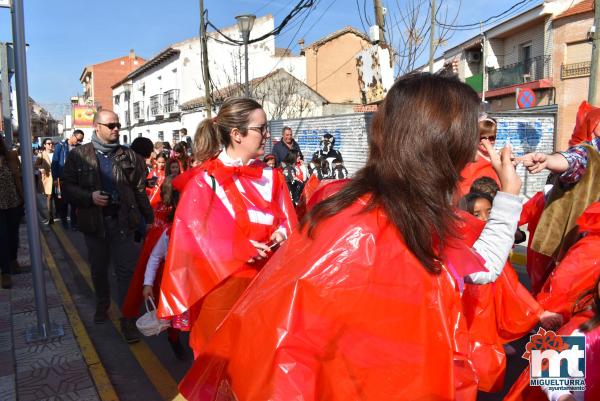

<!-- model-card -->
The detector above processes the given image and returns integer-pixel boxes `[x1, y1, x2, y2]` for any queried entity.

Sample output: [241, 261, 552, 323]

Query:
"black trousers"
[56, 196, 77, 226]
[0, 206, 23, 275]
[84, 217, 140, 308]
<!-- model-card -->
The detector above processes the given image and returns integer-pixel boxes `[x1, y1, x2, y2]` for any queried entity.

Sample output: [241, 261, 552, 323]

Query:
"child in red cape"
[156, 98, 297, 358]
[146, 153, 167, 208]
[175, 74, 530, 401]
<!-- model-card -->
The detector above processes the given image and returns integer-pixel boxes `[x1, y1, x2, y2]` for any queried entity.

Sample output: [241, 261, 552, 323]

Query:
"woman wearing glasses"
[458, 114, 501, 196]
[35, 138, 55, 224]
[157, 97, 297, 357]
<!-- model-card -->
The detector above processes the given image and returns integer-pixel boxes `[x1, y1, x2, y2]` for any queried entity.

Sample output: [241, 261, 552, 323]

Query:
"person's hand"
[142, 285, 153, 300]
[484, 141, 521, 195]
[91, 191, 109, 207]
[247, 240, 270, 263]
[540, 310, 563, 331]
[269, 231, 285, 245]
[518, 152, 548, 174]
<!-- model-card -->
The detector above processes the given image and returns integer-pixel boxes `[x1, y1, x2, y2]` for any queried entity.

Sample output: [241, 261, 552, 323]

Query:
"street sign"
[516, 87, 536, 109]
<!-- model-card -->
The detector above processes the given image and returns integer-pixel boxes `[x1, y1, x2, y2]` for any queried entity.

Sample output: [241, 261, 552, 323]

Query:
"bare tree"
[385, 0, 461, 77]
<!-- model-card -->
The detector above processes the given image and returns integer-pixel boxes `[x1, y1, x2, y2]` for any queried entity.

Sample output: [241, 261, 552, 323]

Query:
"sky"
[0, 0, 542, 118]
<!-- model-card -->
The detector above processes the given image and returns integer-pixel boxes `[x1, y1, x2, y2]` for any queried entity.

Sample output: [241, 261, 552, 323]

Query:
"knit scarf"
[91, 132, 119, 154]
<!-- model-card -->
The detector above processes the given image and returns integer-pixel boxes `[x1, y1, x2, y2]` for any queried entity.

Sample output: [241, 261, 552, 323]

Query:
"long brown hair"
[193, 98, 263, 163]
[303, 73, 480, 273]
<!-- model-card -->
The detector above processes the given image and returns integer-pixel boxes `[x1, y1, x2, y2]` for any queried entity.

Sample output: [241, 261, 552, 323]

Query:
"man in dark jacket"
[62, 110, 153, 343]
[51, 129, 84, 229]
[272, 126, 303, 166]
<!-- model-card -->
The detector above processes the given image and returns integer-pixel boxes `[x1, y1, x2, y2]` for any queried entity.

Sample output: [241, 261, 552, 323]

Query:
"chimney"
[129, 49, 135, 60]
[298, 39, 305, 50]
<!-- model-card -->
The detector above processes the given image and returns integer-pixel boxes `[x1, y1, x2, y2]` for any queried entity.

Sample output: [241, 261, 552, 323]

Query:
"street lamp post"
[235, 14, 256, 98]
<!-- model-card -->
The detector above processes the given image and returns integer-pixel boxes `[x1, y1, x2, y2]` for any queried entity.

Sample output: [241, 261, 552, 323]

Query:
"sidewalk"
[0, 224, 107, 401]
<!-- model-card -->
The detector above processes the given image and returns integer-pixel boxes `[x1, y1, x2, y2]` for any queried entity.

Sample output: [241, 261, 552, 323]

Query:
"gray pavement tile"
[0, 350, 15, 376]
[9, 283, 59, 299]
[14, 336, 82, 373]
[0, 331, 12, 352]
[11, 293, 62, 314]
[37, 387, 100, 401]
[12, 324, 74, 351]
[0, 374, 16, 401]
[16, 358, 94, 401]
[12, 307, 68, 331]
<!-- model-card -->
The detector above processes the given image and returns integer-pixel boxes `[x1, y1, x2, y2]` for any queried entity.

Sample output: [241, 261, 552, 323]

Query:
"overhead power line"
[207, 0, 316, 45]
[436, 0, 535, 29]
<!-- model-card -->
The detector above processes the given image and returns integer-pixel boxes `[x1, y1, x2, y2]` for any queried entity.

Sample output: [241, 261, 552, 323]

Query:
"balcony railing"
[133, 102, 144, 119]
[487, 55, 552, 90]
[163, 89, 180, 113]
[561, 61, 591, 79]
[150, 95, 162, 116]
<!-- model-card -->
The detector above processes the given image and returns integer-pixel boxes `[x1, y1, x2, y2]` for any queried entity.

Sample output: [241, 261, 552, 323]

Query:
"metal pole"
[199, 0, 212, 117]
[1, 43, 13, 149]
[429, 0, 436, 73]
[11, 0, 62, 342]
[244, 32, 250, 98]
[588, 0, 600, 104]
[482, 32, 487, 103]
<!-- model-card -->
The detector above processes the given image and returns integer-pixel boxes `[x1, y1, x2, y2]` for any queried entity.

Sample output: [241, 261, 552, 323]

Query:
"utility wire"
[436, 0, 535, 29]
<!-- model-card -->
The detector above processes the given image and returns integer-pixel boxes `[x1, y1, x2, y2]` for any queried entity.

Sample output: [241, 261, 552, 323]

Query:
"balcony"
[133, 101, 144, 120]
[561, 61, 591, 79]
[163, 89, 180, 113]
[150, 95, 162, 117]
[487, 55, 552, 90]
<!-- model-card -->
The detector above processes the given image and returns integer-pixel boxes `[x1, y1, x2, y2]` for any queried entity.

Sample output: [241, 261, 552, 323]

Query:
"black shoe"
[1, 274, 12, 289]
[94, 304, 109, 324]
[121, 318, 140, 344]
[169, 337, 186, 360]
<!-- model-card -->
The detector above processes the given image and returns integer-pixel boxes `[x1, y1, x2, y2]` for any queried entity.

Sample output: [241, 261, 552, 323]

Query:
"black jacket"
[272, 139, 303, 166]
[62, 143, 153, 237]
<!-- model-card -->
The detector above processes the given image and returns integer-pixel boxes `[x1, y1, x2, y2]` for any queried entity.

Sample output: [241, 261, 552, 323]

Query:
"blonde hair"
[193, 97, 263, 163]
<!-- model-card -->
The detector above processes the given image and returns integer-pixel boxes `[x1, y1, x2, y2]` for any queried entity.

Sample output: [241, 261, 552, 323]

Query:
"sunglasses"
[480, 135, 496, 141]
[44, 142, 52, 146]
[98, 122, 121, 130]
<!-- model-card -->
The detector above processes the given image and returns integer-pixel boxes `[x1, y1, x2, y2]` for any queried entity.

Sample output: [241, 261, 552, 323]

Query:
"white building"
[112, 14, 306, 145]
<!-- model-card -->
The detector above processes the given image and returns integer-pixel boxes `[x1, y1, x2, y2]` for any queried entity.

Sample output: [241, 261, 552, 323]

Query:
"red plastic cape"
[122, 203, 172, 318]
[536, 202, 600, 322]
[295, 174, 321, 220]
[457, 211, 542, 392]
[569, 100, 599, 147]
[458, 156, 500, 196]
[518, 192, 554, 294]
[504, 311, 598, 401]
[179, 198, 479, 401]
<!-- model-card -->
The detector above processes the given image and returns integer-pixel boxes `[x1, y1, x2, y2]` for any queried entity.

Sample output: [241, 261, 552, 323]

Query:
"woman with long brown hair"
[175, 74, 524, 400]
[35, 138, 54, 224]
[156, 97, 297, 357]
[0, 136, 24, 289]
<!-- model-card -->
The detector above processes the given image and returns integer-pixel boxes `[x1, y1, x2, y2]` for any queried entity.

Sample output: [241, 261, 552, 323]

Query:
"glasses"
[44, 142, 52, 146]
[247, 124, 269, 137]
[98, 122, 121, 130]
[480, 135, 496, 141]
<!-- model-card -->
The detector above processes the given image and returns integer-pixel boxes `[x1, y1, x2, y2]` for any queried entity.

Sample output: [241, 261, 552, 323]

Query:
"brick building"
[79, 50, 145, 111]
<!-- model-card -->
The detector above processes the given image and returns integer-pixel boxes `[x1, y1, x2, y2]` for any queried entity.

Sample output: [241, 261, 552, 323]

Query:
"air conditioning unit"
[466, 51, 481, 64]
[522, 74, 532, 83]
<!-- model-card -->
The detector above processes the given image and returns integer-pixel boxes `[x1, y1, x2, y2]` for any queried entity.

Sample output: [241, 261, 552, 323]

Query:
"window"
[123, 135, 128, 144]
[163, 89, 180, 113]
[138, 132, 143, 138]
[158, 131, 164, 142]
[114, 95, 120, 105]
[150, 95, 162, 116]
[520, 42, 532, 75]
[124, 91, 130, 102]
[133, 102, 144, 119]
[172, 130, 180, 143]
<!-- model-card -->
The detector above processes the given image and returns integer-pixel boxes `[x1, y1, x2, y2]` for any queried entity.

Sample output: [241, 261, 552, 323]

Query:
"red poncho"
[177, 192, 492, 401]
[569, 100, 600, 147]
[122, 203, 172, 319]
[536, 202, 600, 322]
[146, 168, 166, 209]
[157, 159, 297, 355]
[458, 156, 500, 196]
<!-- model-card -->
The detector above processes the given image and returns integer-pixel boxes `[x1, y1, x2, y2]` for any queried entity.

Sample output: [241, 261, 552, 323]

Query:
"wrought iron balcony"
[561, 61, 591, 79]
[150, 95, 163, 116]
[163, 89, 180, 113]
[487, 55, 552, 90]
